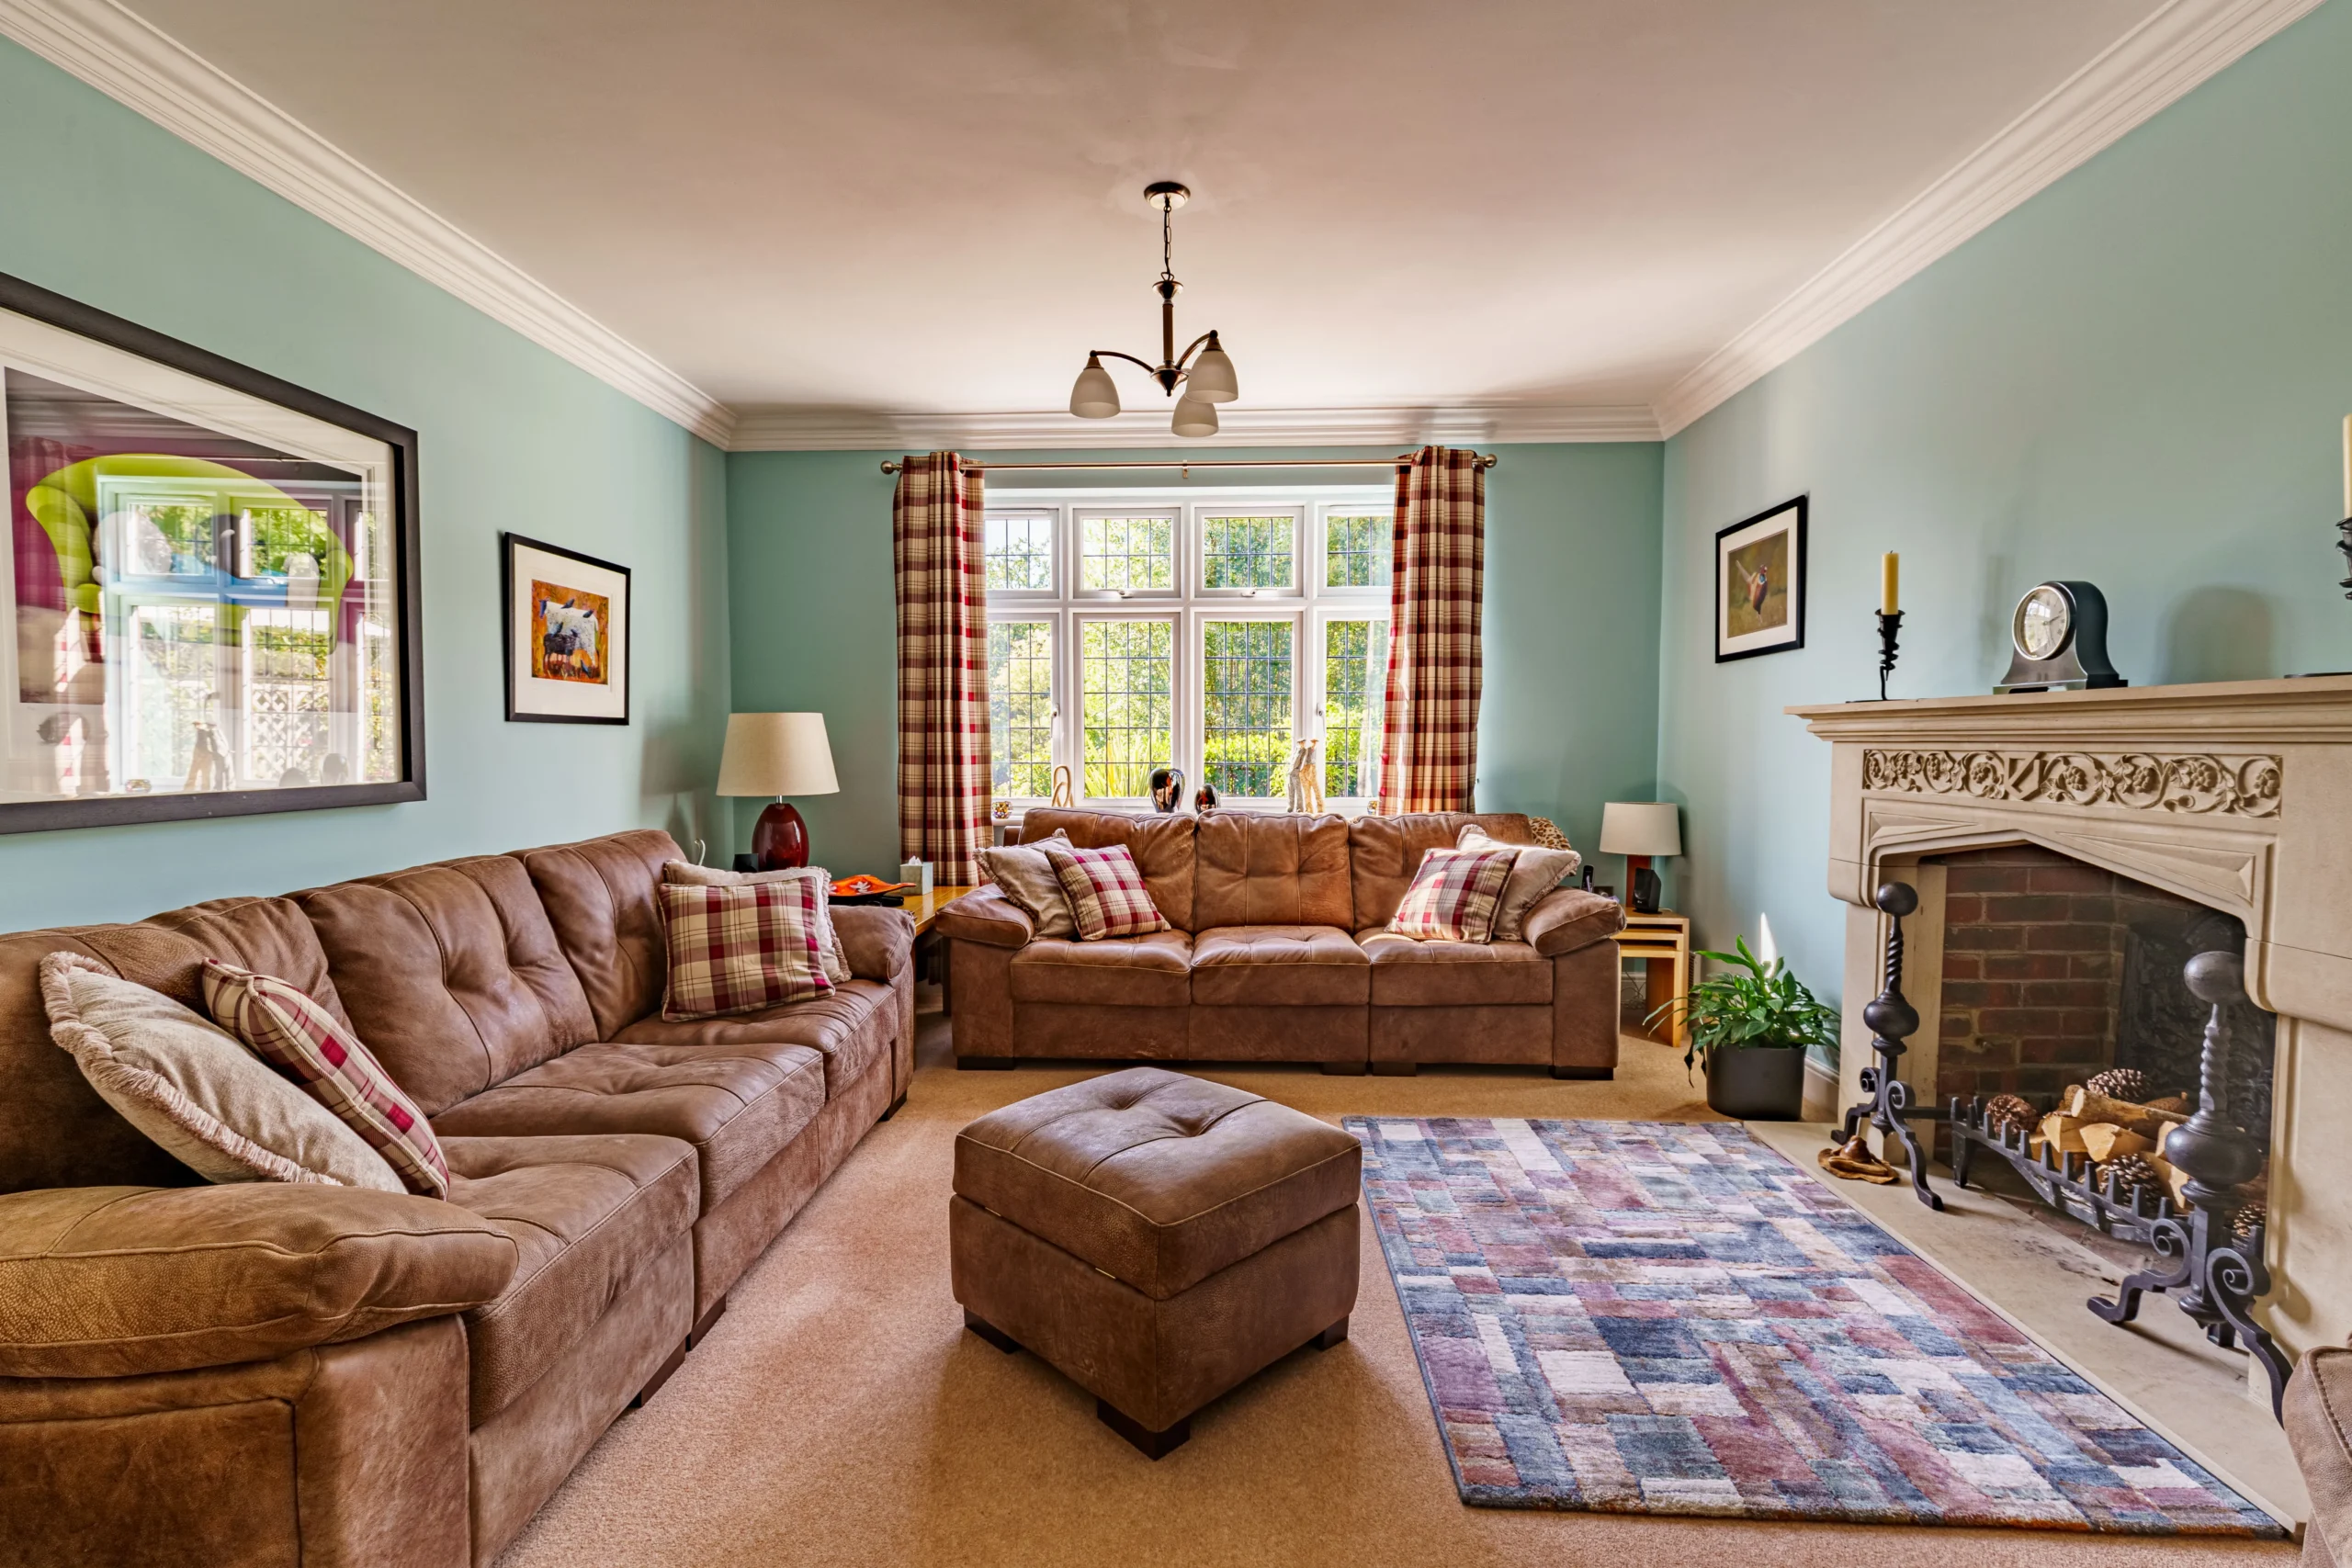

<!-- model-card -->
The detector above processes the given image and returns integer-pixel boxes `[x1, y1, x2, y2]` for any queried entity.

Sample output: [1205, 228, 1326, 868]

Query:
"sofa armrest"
[1524, 889, 1626, 958]
[831, 904, 915, 981]
[2288, 1346, 2352, 1565]
[0, 1184, 517, 1379]
[935, 886, 1035, 950]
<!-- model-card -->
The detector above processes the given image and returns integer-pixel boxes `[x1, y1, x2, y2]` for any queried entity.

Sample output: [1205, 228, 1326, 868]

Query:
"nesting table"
[1611, 908, 1692, 1048]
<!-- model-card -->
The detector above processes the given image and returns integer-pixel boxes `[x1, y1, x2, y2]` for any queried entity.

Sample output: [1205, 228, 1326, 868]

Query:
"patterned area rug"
[1351, 1117, 2283, 1536]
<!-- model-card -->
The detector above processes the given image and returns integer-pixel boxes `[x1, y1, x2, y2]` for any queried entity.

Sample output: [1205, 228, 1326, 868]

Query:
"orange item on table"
[831, 874, 915, 897]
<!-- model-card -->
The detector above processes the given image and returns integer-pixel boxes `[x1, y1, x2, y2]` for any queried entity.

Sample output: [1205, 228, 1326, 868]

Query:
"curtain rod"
[877, 453, 1498, 475]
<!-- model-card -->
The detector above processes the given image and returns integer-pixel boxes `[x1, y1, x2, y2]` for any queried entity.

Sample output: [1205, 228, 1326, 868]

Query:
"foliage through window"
[1326, 513, 1391, 588]
[1320, 617, 1387, 800]
[1079, 514, 1173, 593]
[1079, 619, 1172, 797]
[985, 495, 1387, 807]
[1202, 513, 1294, 590]
[987, 620, 1055, 798]
[985, 512, 1053, 592]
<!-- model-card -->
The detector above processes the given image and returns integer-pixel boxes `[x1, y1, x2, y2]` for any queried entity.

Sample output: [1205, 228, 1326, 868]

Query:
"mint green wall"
[1657, 4, 2349, 1010]
[0, 39, 729, 930]
[725, 443, 1663, 877]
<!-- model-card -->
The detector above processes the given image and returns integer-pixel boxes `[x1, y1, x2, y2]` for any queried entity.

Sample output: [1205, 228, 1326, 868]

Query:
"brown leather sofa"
[0, 829, 913, 1567]
[938, 809, 1625, 1077]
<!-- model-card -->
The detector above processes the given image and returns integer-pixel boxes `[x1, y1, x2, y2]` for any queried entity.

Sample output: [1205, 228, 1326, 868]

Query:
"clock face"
[2015, 585, 2072, 660]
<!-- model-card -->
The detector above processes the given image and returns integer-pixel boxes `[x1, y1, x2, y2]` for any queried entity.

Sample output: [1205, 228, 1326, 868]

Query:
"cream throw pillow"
[1457, 823, 1584, 945]
[978, 830, 1079, 940]
[662, 861, 851, 986]
[40, 951, 404, 1191]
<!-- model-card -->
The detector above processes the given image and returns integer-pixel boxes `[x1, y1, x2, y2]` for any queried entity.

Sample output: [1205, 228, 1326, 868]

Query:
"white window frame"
[984, 486, 1391, 814]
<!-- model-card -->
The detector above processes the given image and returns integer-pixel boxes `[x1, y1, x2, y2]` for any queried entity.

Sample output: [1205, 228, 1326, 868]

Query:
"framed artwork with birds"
[1714, 496, 1807, 662]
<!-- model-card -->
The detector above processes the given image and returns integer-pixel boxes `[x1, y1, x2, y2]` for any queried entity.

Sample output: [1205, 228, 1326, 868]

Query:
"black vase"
[1703, 1046, 1807, 1120]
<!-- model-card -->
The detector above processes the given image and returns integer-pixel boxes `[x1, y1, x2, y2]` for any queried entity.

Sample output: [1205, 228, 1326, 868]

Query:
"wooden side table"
[905, 885, 975, 1013]
[1610, 909, 1691, 1048]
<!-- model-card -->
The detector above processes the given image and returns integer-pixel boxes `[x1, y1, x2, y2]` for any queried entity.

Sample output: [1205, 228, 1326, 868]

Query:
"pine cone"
[1982, 1093, 2037, 1136]
[2086, 1066, 2150, 1102]
[2231, 1201, 2266, 1243]
[2097, 1152, 2163, 1202]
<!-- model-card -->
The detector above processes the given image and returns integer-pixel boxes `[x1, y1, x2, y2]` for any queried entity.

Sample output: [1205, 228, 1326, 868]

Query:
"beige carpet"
[496, 1011, 2292, 1567]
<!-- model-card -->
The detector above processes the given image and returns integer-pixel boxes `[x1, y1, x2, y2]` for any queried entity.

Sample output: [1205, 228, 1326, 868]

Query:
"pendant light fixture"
[1067, 182, 1238, 437]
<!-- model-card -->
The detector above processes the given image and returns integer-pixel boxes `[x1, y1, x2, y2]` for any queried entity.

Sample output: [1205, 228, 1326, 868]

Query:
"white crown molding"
[726, 401, 1662, 452]
[1651, 0, 2324, 438]
[0, 0, 736, 446]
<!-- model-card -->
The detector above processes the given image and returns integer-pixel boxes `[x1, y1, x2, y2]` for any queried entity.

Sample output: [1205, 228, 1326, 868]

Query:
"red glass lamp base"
[751, 800, 809, 870]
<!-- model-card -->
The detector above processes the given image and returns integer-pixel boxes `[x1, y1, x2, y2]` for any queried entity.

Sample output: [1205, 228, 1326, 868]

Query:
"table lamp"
[1600, 802, 1681, 914]
[718, 712, 839, 870]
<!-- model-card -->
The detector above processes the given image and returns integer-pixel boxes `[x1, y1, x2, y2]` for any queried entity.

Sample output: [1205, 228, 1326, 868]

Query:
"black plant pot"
[1703, 1046, 1808, 1120]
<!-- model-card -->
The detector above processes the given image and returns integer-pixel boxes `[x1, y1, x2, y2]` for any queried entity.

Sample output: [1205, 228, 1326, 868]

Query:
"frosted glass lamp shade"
[1186, 336, 1238, 402]
[717, 712, 839, 797]
[1069, 355, 1121, 419]
[1599, 801, 1681, 858]
[1171, 395, 1219, 438]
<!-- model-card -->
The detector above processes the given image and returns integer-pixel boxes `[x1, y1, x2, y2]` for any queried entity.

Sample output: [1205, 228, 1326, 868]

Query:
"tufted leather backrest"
[297, 856, 598, 1116]
[1014, 810, 1199, 932]
[510, 829, 679, 1037]
[0, 897, 345, 1193]
[1193, 813, 1352, 930]
[1348, 812, 1537, 930]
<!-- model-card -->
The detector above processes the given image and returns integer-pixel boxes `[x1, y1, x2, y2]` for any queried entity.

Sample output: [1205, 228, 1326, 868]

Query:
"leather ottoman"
[949, 1066, 1362, 1458]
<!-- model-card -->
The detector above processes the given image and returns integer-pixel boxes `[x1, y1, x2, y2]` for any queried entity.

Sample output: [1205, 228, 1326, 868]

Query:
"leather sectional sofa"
[938, 809, 1626, 1076]
[0, 829, 913, 1567]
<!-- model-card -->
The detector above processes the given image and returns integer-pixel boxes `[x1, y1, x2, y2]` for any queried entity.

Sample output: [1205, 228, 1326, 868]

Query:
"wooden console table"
[1611, 908, 1690, 1047]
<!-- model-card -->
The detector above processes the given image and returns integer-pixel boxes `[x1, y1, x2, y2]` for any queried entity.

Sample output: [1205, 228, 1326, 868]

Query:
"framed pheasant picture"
[1714, 495, 1806, 662]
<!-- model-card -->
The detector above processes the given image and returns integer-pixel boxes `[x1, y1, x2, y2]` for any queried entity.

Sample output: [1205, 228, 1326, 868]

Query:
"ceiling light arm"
[1175, 331, 1220, 371]
[1088, 349, 1161, 378]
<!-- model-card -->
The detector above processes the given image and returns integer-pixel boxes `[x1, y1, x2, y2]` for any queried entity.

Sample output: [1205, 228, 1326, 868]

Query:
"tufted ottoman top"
[953, 1067, 1361, 1301]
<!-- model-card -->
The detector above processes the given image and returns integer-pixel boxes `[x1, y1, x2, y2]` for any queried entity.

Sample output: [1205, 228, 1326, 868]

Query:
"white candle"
[1880, 552, 1899, 616]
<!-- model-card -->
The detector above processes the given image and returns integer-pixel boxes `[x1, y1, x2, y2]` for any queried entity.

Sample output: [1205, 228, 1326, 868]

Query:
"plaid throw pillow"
[658, 877, 833, 1021]
[201, 960, 449, 1198]
[1039, 840, 1170, 941]
[1387, 846, 1517, 943]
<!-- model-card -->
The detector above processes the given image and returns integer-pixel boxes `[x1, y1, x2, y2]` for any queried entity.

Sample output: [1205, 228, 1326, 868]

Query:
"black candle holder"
[2088, 950, 2290, 1421]
[2337, 515, 2352, 600]
[1876, 611, 1904, 700]
[1833, 881, 1944, 1211]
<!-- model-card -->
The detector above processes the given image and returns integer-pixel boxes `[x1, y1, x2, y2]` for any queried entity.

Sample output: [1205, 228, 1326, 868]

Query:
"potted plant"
[1648, 938, 1838, 1120]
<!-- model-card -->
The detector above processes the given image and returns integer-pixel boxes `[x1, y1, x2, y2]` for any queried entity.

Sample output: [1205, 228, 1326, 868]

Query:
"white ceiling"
[20, 0, 2302, 442]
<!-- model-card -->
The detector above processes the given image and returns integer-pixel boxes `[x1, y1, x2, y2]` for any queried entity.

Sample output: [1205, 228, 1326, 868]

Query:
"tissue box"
[899, 859, 933, 897]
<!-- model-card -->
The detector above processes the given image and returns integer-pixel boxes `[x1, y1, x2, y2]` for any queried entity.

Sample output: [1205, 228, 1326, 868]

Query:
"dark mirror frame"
[0, 269, 424, 835]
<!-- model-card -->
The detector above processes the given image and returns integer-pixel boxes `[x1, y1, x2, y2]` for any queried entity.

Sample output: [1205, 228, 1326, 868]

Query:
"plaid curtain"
[1374, 445, 1486, 815]
[893, 452, 989, 886]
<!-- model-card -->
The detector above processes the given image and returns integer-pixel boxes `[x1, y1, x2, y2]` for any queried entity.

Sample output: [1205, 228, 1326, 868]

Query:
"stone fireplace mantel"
[1791, 674, 2352, 1377]
[1792, 675, 2352, 1032]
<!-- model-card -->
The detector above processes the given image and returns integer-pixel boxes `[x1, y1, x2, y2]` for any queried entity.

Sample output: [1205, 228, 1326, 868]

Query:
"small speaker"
[1631, 865, 1662, 914]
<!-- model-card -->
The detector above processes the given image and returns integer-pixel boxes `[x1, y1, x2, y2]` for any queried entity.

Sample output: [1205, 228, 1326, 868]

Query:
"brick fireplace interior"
[1929, 844, 2277, 1159]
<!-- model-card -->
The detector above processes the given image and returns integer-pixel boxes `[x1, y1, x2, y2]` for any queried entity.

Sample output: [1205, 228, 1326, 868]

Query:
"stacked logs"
[2013, 1071, 2267, 1234]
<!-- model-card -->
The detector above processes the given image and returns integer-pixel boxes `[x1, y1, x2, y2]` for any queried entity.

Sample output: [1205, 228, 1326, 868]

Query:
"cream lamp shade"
[1600, 801, 1682, 858]
[717, 713, 839, 798]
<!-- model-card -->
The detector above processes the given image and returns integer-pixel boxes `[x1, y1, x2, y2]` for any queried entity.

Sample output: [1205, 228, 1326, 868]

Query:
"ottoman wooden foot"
[1097, 1399, 1190, 1460]
[964, 1309, 1021, 1354]
[1311, 1315, 1349, 1351]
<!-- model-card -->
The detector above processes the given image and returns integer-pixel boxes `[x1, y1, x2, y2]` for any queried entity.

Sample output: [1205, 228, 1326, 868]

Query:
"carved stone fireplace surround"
[1793, 676, 2352, 1388]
